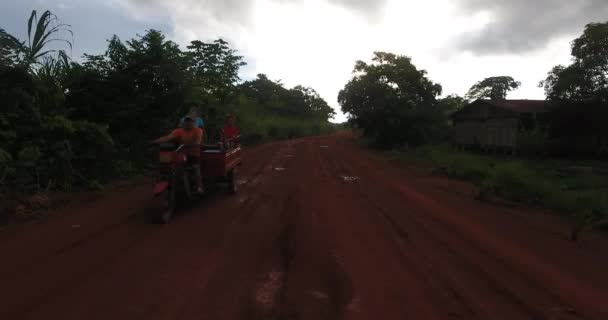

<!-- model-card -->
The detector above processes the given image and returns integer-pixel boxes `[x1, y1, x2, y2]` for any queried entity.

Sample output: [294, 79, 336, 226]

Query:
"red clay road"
[2, 133, 608, 320]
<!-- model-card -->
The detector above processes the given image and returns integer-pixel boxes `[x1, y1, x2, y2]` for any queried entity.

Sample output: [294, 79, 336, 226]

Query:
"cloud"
[113, 0, 582, 121]
[120, 0, 608, 55]
[123, 0, 255, 25]
[3, 0, 587, 122]
[327, 0, 388, 19]
[123, 0, 389, 28]
[454, 0, 608, 54]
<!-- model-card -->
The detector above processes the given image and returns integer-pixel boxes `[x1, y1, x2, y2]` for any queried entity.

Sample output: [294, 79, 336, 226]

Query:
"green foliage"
[0, 10, 335, 195]
[540, 22, 608, 155]
[542, 22, 608, 102]
[339, 52, 445, 148]
[0, 28, 23, 66]
[186, 39, 246, 101]
[411, 145, 608, 222]
[465, 76, 521, 101]
[437, 94, 468, 116]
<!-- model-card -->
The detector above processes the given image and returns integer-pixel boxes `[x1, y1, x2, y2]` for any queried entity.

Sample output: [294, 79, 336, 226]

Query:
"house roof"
[451, 99, 551, 121]
[477, 99, 549, 113]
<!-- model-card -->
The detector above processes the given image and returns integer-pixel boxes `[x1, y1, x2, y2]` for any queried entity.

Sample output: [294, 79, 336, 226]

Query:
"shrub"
[412, 145, 608, 222]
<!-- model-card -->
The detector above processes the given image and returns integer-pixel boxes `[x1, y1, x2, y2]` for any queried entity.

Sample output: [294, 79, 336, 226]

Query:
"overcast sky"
[2, 0, 607, 122]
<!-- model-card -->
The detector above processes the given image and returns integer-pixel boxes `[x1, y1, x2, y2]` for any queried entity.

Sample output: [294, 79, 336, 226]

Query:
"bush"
[0, 24, 336, 196]
[412, 145, 608, 221]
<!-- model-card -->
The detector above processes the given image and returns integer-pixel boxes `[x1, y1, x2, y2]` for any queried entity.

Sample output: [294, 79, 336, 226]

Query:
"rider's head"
[183, 116, 196, 130]
[188, 106, 199, 117]
[226, 114, 235, 126]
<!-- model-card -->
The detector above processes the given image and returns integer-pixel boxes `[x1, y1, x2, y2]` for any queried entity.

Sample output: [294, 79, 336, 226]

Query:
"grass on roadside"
[393, 145, 608, 238]
[236, 114, 337, 145]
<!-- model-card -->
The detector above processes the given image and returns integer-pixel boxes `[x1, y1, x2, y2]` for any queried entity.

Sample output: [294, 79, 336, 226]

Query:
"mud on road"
[1, 133, 608, 320]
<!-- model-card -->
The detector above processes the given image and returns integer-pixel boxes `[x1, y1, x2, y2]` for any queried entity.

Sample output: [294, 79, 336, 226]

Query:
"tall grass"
[235, 113, 336, 145]
[411, 145, 608, 225]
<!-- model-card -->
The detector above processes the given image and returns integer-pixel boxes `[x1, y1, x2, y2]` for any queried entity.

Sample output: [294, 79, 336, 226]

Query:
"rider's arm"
[152, 135, 172, 144]
[152, 129, 181, 144]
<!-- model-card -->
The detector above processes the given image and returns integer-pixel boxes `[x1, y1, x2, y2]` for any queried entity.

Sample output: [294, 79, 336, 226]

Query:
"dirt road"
[2, 133, 608, 320]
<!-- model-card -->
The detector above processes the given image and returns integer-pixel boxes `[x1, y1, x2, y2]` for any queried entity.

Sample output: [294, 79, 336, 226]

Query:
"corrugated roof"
[481, 99, 549, 113]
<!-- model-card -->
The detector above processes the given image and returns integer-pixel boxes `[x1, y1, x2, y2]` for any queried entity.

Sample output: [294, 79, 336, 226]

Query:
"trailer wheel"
[228, 168, 238, 194]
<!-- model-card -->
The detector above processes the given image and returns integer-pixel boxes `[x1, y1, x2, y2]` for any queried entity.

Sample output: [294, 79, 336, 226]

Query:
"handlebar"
[175, 144, 187, 153]
[153, 143, 198, 153]
[224, 135, 241, 143]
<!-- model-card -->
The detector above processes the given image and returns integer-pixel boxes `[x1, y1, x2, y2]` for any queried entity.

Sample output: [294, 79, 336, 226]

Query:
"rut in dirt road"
[1, 134, 608, 320]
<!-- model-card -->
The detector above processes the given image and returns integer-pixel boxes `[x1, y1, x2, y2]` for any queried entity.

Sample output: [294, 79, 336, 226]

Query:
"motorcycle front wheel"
[154, 178, 176, 224]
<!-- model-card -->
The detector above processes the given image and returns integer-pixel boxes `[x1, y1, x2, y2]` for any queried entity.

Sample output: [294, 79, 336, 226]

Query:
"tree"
[0, 29, 23, 66]
[466, 76, 521, 101]
[540, 22, 608, 155]
[186, 39, 246, 101]
[0, 11, 113, 192]
[542, 22, 608, 102]
[437, 94, 468, 115]
[338, 52, 444, 147]
[292, 86, 335, 120]
[73, 30, 190, 162]
[1, 9, 336, 196]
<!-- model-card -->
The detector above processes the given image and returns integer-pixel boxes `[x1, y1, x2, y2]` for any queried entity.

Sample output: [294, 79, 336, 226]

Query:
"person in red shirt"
[152, 117, 204, 195]
[222, 114, 239, 149]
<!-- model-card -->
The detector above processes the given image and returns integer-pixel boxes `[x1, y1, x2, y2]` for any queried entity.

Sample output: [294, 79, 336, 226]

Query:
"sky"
[2, 0, 607, 122]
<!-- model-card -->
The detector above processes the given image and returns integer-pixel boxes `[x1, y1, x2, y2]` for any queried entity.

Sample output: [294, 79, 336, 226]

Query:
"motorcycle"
[153, 143, 200, 224]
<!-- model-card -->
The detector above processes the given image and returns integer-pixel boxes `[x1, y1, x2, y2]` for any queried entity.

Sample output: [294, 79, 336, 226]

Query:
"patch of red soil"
[1, 135, 607, 320]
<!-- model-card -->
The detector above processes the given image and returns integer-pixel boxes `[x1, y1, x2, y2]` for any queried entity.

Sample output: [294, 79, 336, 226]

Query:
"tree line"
[340, 21, 608, 153]
[0, 10, 335, 194]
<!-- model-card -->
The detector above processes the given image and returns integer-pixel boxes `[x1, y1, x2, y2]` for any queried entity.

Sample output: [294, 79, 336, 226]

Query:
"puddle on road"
[311, 290, 330, 302]
[341, 176, 360, 183]
[347, 295, 362, 313]
[249, 177, 261, 187]
[254, 270, 285, 311]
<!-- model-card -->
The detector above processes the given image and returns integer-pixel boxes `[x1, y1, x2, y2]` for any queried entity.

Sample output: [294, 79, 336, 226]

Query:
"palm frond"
[27, 10, 37, 48]
[32, 10, 52, 51]
[34, 28, 73, 54]
[24, 10, 73, 64]
[33, 49, 58, 60]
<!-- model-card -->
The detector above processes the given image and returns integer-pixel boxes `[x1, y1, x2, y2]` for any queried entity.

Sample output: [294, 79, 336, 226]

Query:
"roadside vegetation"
[404, 145, 608, 236]
[0, 10, 335, 202]
[340, 21, 608, 236]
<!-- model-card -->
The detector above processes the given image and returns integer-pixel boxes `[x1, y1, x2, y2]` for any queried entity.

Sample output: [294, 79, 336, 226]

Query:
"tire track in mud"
[313, 137, 444, 319]
[31, 142, 290, 320]
[1, 199, 162, 319]
[172, 140, 303, 320]
[274, 138, 354, 320]
[319, 139, 484, 317]
[241, 138, 354, 320]
[3, 134, 608, 320]
[329, 138, 595, 319]
[2, 142, 286, 320]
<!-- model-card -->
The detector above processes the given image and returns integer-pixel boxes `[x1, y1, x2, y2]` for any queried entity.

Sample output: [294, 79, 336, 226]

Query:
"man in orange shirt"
[153, 117, 204, 195]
